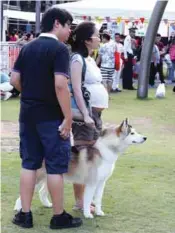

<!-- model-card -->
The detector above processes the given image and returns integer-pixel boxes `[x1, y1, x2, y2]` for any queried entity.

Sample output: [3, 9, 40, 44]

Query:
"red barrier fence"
[0, 42, 21, 74]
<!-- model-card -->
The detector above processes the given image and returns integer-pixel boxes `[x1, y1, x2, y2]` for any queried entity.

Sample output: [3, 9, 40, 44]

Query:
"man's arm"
[160, 47, 166, 56]
[10, 71, 21, 92]
[54, 74, 72, 121]
[16, 36, 27, 46]
[54, 45, 72, 139]
[155, 45, 160, 65]
[54, 74, 72, 139]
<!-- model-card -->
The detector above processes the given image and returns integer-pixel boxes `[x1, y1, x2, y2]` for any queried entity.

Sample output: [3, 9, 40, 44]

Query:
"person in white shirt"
[70, 22, 109, 212]
[96, 32, 118, 93]
[123, 28, 137, 90]
[149, 44, 160, 87]
[111, 33, 124, 92]
[0, 72, 13, 100]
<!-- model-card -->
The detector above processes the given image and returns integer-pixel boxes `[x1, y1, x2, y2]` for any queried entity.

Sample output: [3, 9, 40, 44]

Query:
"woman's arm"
[70, 60, 94, 126]
[70, 61, 89, 117]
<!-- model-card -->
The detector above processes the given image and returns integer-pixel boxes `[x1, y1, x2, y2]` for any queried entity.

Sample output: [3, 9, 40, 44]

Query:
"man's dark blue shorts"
[19, 120, 71, 174]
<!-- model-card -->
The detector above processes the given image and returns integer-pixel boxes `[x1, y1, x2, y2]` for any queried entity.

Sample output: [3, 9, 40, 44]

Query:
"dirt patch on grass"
[130, 117, 152, 127]
[0, 119, 153, 152]
[1, 121, 19, 152]
[1, 118, 174, 152]
[159, 125, 175, 134]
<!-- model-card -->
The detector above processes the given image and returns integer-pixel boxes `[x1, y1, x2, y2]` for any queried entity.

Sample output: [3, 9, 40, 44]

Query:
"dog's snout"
[143, 137, 147, 141]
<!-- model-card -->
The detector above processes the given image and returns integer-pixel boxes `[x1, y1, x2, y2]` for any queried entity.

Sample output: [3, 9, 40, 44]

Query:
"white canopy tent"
[2, 9, 82, 41]
[3, 9, 82, 23]
[4, 1, 175, 24]
[4, 10, 38, 22]
[55, 0, 175, 20]
[2, 0, 175, 40]
[4, 10, 39, 22]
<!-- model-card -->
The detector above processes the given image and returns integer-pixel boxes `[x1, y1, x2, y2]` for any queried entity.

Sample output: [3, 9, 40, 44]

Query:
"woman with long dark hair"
[69, 22, 109, 211]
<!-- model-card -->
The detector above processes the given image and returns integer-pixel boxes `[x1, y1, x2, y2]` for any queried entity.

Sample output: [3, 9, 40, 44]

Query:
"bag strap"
[71, 53, 87, 85]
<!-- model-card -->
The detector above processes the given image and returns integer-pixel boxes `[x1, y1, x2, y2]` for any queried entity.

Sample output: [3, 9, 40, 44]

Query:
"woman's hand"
[84, 115, 95, 128]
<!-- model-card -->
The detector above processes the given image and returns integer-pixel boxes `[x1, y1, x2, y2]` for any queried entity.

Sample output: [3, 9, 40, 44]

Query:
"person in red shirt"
[9, 32, 17, 42]
[155, 34, 166, 83]
[169, 39, 175, 82]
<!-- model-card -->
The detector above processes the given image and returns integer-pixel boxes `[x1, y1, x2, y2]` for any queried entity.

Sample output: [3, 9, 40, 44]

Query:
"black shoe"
[173, 86, 175, 92]
[111, 88, 122, 93]
[115, 88, 122, 92]
[111, 89, 116, 93]
[127, 87, 137, 90]
[50, 211, 83, 229]
[12, 209, 33, 228]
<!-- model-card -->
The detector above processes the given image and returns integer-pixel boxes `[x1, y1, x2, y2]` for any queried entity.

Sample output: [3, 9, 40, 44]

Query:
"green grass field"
[1, 87, 175, 233]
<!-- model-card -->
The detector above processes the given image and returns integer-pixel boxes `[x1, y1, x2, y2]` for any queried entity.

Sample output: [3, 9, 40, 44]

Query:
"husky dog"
[14, 119, 147, 218]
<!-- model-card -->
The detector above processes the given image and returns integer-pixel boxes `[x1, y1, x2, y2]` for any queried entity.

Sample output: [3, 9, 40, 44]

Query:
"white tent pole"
[3, 16, 8, 41]
[0, 1, 3, 41]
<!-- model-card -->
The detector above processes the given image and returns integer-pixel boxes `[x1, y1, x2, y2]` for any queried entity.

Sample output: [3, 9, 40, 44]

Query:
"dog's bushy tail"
[76, 148, 88, 179]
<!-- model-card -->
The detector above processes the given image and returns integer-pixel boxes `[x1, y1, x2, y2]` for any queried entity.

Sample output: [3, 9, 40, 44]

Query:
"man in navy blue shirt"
[10, 7, 82, 229]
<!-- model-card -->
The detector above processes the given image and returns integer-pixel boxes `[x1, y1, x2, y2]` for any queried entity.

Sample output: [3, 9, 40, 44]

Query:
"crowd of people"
[2, 25, 175, 102]
[136, 33, 175, 87]
[5, 29, 39, 45]
[6, 30, 35, 42]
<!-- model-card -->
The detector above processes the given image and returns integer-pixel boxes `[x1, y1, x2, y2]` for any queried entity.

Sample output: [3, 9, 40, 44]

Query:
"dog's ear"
[125, 118, 129, 125]
[116, 119, 129, 136]
[122, 119, 129, 133]
[116, 121, 124, 136]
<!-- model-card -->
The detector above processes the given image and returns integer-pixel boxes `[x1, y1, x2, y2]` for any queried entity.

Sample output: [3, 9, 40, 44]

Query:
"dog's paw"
[84, 212, 94, 219]
[95, 210, 105, 216]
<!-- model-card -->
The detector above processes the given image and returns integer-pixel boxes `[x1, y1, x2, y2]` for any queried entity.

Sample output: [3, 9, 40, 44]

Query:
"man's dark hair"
[115, 33, 121, 36]
[41, 7, 73, 32]
[156, 33, 161, 37]
[26, 33, 31, 40]
[35, 32, 40, 38]
[120, 34, 125, 40]
[102, 33, 111, 41]
[129, 28, 136, 33]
